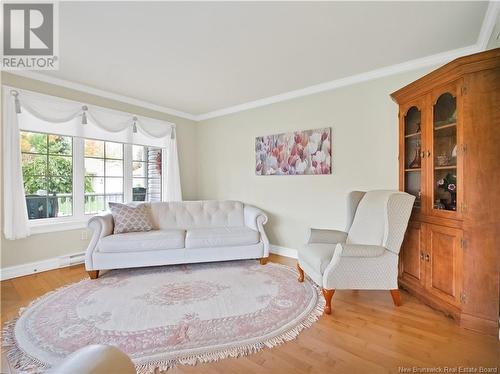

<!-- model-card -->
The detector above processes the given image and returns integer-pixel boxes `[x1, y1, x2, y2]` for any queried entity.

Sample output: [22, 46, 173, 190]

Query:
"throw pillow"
[109, 202, 154, 234]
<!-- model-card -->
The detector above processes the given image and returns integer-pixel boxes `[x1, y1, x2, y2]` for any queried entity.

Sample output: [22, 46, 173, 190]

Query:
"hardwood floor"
[1, 254, 499, 373]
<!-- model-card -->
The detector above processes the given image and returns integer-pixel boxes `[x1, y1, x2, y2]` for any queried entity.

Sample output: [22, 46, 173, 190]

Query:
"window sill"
[29, 218, 90, 234]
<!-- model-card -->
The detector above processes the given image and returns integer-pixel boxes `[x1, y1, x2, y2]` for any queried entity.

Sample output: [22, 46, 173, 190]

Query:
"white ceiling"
[38, 1, 490, 118]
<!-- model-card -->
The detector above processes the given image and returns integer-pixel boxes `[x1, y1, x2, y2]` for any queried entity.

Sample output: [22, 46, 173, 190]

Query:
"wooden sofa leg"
[390, 289, 401, 306]
[259, 257, 269, 265]
[322, 288, 335, 315]
[88, 270, 99, 280]
[297, 263, 304, 282]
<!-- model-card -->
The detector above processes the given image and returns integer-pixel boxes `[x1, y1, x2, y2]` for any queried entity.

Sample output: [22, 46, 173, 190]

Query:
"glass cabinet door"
[403, 105, 423, 209]
[430, 87, 460, 216]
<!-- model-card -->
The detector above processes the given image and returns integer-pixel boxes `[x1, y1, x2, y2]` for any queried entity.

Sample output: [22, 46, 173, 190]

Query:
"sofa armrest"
[85, 213, 114, 270]
[244, 205, 269, 257]
[47, 345, 135, 374]
[307, 228, 347, 244]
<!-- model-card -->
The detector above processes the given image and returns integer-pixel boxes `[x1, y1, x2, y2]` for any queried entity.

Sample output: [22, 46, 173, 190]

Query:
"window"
[21, 131, 73, 220]
[20, 131, 164, 224]
[84, 139, 124, 214]
[132, 145, 162, 202]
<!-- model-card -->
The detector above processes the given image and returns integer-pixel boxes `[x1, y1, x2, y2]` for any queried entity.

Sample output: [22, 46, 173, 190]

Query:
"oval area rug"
[3, 260, 323, 373]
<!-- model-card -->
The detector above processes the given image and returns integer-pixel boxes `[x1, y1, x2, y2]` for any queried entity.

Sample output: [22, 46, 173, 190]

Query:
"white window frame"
[24, 134, 164, 234]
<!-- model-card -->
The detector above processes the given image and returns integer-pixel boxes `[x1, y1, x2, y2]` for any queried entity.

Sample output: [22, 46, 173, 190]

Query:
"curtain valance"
[5, 86, 175, 147]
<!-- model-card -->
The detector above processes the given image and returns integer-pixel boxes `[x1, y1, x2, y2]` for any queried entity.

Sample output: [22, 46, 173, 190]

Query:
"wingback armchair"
[297, 190, 415, 314]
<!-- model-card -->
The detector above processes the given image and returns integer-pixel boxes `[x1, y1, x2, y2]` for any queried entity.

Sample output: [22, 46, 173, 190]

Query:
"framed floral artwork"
[255, 127, 331, 175]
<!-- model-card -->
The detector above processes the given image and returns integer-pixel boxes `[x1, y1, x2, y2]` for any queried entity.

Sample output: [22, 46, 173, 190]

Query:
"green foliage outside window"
[21, 132, 94, 194]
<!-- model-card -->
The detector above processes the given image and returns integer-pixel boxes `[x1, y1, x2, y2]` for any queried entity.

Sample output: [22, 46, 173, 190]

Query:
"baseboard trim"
[269, 244, 298, 259]
[0, 251, 85, 281]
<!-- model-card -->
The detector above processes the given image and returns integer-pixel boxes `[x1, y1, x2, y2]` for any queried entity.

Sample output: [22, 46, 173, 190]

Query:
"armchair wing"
[244, 205, 269, 258]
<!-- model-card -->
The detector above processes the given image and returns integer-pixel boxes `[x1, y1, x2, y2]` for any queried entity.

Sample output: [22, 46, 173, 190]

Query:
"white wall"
[196, 67, 433, 251]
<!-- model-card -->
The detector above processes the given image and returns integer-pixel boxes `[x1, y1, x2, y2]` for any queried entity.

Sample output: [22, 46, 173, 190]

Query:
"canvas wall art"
[255, 127, 331, 175]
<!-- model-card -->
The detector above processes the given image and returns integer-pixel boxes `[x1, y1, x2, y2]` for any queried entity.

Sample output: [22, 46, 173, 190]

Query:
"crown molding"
[197, 2, 499, 121]
[196, 44, 480, 121]
[4, 70, 198, 121]
[477, 1, 500, 50]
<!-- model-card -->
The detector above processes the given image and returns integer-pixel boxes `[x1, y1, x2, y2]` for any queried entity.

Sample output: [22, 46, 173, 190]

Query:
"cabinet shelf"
[434, 165, 457, 170]
[405, 132, 421, 138]
[405, 168, 421, 172]
[434, 123, 456, 131]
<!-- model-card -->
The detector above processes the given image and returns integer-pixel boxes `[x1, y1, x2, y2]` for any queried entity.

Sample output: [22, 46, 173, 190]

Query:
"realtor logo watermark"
[2, 2, 59, 70]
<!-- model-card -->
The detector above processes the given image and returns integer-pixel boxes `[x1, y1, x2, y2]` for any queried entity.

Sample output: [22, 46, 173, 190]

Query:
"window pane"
[48, 155, 72, 176]
[22, 132, 74, 220]
[48, 135, 72, 155]
[86, 177, 104, 194]
[85, 158, 104, 176]
[25, 177, 47, 197]
[22, 154, 47, 177]
[133, 162, 147, 177]
[84, 139, 104, 157]
[105, 160, 123, 177]
[133, 145, 146, 161]
[25, 197, 48, 219]
[48, 177, 72, 194]
[105, 177, 123, 194]
[105, 195, 123, 207]
[133, 178, 146, 188]
[105, 142, 123, 159]
[133, 193, 146, 202]
[85, 195, 105, 214]
[56, 197, 72, 217]
[20, 132, 47, 154]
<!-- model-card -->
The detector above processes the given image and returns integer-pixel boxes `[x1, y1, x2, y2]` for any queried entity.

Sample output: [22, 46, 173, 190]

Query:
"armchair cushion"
[308, 229, 347, 244]
[338, 243, 386, 257]
[185, 227, 260, 248]
[299, 243, 336, 274]
[346, 191, 387, 246]
[99, 229, 185, 253]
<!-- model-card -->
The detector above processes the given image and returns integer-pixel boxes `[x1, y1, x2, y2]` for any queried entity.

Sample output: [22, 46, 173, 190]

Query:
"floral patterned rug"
[3, 260, 323, 373]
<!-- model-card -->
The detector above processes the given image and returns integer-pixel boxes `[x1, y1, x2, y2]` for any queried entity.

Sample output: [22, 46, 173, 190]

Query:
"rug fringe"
[2, 277, 90, 373]
[134, 286, 325, 374]
[2, 264, 325, 373]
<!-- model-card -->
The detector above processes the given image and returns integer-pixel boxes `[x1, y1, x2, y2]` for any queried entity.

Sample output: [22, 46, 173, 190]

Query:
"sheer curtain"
[2, 86, 183, 240]
[3, 91, 31, 240]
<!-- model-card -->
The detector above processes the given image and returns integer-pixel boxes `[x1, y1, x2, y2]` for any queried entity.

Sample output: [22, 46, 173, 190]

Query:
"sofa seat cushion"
[299, 243, 336, 275]
[185, 227, 260, 249]
[99, 230, 185, 253]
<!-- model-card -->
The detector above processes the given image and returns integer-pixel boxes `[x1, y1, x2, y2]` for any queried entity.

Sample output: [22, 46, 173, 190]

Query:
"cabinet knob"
[425, 253, 430, 262]
[426, 150, 431, 157]
[420, 251, 425, 261]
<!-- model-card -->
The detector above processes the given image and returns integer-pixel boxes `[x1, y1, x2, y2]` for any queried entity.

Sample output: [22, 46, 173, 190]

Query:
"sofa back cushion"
[149, 200, 245, 229]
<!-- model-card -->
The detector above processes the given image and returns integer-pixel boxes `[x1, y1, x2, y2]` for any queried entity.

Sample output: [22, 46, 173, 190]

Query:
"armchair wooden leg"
[88, 270, 99, 280]
[322, 288, 335, 315]
[390, 289, 401, 306]
[259, 257, 269, 265]
[297, 263, 305, 282]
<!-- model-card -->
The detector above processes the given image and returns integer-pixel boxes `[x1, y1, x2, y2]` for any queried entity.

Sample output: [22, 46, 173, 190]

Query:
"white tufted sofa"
[85, 201, 269, 278]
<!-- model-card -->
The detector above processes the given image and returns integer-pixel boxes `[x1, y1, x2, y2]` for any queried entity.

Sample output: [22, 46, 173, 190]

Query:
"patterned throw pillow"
[108, 203, 154, 234]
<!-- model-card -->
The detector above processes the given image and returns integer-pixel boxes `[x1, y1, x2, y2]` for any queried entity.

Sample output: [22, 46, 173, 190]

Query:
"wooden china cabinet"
[391, 48, 500, 336]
